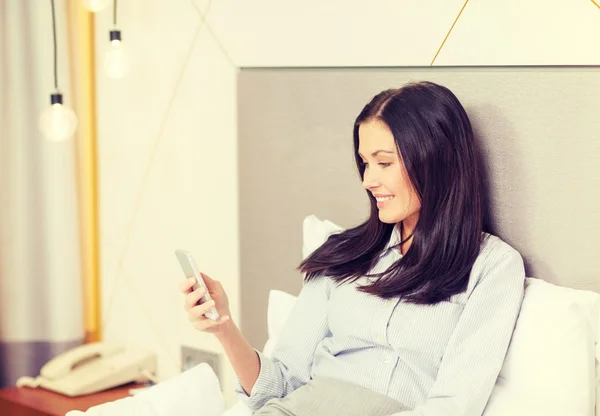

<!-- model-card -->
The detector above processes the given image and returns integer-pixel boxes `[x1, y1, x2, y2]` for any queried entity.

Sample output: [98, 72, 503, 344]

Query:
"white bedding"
[65, 363, 225, 416]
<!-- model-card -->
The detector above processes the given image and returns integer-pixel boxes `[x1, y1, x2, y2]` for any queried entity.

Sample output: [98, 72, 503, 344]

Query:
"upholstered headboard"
[237, 68, 600, 348]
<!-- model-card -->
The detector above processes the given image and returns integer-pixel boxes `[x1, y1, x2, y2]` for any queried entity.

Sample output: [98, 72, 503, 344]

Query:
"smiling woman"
[220, 81, 526, 416]
[300, 81, 486, 305]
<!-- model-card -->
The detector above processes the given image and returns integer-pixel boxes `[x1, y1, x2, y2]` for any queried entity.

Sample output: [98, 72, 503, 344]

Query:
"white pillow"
[301, 214, 343, 260]
[65, 363, 225, 416]
[483, 278, 599, 416]
[263, 290, 298, 358]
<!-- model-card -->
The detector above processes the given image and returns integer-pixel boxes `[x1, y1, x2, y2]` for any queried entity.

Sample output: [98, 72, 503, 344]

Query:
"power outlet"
[181, 345, 222, 387]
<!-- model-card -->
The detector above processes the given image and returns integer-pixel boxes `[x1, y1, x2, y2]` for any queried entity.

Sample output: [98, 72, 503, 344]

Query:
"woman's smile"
[374, 194, 395, 208]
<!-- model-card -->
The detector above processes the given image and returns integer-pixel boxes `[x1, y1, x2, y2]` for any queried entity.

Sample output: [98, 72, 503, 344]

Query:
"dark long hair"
[298, 81, 485, 304]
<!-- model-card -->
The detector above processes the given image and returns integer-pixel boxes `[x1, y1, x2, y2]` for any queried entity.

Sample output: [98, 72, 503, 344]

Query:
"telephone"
[16, 342, 157, 397]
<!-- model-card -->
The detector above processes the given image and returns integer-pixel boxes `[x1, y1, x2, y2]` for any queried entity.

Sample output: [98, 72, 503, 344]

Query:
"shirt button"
[376, 334, 384, 342]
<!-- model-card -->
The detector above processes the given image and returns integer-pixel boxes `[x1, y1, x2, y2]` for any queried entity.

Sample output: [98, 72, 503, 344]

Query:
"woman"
[179, 81, 525, 416]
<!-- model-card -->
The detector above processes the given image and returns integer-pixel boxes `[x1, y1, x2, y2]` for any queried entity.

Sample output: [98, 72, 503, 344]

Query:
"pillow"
[483, 278, 599, 416]
[301, 214, 343, 259]
[263, 290, 298, 358]
[65, 363, 225, 416]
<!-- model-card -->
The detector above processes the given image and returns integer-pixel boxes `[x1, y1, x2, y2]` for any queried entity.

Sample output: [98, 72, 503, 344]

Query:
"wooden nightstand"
[0, 383, 144, 416]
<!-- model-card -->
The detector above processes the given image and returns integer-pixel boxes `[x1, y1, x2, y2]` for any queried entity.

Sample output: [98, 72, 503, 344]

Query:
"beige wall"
[93, 0, 600, 406]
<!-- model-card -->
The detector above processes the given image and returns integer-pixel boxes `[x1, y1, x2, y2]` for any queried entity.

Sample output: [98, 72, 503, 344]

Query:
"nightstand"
[0, 383, 144, 416]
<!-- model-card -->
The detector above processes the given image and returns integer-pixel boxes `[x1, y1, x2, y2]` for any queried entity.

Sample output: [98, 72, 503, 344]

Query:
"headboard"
[237, 67, 600, 348]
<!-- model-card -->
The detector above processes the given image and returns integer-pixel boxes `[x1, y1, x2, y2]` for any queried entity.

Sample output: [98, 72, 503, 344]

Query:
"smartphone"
[175, 249, 220, 321]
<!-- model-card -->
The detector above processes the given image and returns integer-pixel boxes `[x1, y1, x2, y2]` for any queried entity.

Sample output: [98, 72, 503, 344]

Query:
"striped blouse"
[235, 228, 526, 416]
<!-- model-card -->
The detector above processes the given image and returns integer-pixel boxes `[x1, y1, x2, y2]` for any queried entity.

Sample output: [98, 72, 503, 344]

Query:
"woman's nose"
[362, 171, 379, 190]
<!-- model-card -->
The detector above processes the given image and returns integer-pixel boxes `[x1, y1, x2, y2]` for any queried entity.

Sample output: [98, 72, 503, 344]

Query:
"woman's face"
[358, 120, 421, 226]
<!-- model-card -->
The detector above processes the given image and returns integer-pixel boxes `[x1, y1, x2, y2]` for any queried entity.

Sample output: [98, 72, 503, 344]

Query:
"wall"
[93, 0, 600, 406]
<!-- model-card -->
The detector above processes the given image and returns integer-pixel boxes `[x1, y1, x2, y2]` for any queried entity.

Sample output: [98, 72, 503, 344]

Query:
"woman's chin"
[378, 211, 400, 224]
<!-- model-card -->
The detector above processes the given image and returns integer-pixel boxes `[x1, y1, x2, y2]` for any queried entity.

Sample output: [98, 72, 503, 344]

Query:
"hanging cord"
[50, 0, 58, 90]
[113, 0, 118, 26]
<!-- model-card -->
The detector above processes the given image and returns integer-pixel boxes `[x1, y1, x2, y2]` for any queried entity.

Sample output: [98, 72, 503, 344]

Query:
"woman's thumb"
[200, 272, 216, 288]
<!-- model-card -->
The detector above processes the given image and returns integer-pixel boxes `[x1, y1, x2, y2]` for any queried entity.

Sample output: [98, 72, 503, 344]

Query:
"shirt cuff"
[233, 349, 283, 411]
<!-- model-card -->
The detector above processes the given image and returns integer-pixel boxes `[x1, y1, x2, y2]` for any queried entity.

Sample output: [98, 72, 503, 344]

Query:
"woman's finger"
[184, 287, 206, 310]
[178, 277, 196, 294]
[200, 272, 217, 291]
[188, 300, 216, 319]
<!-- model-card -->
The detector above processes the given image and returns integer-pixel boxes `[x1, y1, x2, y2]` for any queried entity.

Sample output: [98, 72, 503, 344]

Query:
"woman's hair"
[298, 81, 485, 304]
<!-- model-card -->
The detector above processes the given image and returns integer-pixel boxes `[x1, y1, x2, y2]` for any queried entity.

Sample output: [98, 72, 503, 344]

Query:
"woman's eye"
[379, 162, 391, 167]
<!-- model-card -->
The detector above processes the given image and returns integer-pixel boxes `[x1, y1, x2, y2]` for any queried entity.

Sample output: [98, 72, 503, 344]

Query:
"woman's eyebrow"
[358, 150, 396, 158]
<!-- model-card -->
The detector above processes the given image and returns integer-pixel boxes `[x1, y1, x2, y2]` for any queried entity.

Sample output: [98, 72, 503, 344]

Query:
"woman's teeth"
[376, 196, 394, 202]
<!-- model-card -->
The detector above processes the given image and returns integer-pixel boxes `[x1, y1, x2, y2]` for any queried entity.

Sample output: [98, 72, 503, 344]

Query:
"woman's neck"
[399, 214, 418, 255]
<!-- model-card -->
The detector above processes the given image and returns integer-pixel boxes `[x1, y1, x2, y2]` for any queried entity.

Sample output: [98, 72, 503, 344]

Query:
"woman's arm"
[215, 320, 261, 395]
[393, 243, 526, 416]
[227, 276, 332, 411]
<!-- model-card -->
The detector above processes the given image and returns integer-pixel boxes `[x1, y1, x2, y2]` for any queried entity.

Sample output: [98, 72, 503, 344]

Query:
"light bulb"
[39, 93, 78, 142]
[104, 30, 130, 78]
[79, 0, 111, 12]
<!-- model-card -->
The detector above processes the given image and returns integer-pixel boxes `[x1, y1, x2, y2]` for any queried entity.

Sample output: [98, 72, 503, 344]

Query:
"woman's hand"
[179, 273, 232, 335]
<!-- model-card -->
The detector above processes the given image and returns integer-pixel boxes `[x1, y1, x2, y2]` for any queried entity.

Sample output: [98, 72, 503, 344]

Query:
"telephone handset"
[16, 342, 157, 397]
[40, 342, 124, 380]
